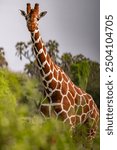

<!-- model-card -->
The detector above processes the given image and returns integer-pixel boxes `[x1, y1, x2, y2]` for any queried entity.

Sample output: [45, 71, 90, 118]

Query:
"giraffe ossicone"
[20, 3, 99, 140]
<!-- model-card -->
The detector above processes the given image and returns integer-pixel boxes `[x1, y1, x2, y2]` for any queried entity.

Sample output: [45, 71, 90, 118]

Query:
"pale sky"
[0, 0, 100, 71]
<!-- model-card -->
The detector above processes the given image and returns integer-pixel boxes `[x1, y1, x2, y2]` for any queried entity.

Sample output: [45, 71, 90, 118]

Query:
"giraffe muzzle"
[27, 23, 37, 32]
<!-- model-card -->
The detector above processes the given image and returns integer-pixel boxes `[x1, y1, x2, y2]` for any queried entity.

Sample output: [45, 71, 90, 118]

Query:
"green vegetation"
[0, 68, 100, 150]
[71, 60, 90, 90]
[0, 41, 100, 149]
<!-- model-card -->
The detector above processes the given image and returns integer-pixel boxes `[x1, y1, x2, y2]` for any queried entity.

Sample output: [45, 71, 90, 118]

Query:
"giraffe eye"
[37, 17, 39, 21]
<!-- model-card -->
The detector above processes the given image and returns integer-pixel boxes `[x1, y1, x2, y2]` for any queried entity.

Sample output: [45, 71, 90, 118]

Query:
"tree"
[15, 41, 33, 62]
[87, 61, 100, 109]
[71, 54, 100, 109]
[61, 52, 73, 76]
[24, 62, 36, 77]
[73, 54, 89, 63]
[70, 60, 90, 90]
[45, 40, 60, 64]
[15, 41, 40, 77]
[0, 47, 8, 68]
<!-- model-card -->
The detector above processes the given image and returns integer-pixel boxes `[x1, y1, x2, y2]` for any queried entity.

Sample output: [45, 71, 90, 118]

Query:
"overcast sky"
[0, 0, 100, 71]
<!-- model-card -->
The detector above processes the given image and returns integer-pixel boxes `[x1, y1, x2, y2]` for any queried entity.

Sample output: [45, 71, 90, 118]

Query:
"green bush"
[70, 60, 90, 90]
[0, 103, 75, 150]
[0, 69, 100, 150]
[0, 69, 16, 113]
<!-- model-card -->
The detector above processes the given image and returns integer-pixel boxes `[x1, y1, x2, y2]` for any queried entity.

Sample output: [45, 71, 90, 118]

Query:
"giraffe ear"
[20, 10, 27, 17]
[40, 11, 47, 19]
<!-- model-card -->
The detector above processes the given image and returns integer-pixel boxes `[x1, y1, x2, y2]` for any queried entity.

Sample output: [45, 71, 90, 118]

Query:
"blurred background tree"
[87, 61, 100, 109]
[0, 47, 8, 68]
[70, 60, 90, 91]
[61, 52, 73, 76]
[45, 40, 60, 64]
[15, 41, 41, 77]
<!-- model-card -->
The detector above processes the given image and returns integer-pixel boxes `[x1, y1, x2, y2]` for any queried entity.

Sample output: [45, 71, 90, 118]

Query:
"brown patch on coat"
[35, 32, 39, 40]
[44, 62, 50, 74]
[35, 40, 43, 49]
[51, 90, 62, 103]
[39, 52, 46, 64]
[68, 82, 75, 98]
[48, 79, 57, 90]
[62, 96, 70, 111]
[83, 105, 89, 113]
[61, 80, 67, 95]
[45, 72, 52, 81]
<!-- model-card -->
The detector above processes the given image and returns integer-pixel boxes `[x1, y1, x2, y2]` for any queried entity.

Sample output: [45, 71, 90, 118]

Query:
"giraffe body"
[20, 3, 99, 140]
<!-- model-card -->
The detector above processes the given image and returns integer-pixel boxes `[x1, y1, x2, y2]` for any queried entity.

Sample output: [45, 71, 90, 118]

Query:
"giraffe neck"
[30, 29, 59, 97]
[31, 30, 51, 70]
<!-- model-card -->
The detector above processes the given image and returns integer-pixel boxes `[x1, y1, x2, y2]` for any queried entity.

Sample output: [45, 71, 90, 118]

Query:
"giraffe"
[20, 3, 99, 140]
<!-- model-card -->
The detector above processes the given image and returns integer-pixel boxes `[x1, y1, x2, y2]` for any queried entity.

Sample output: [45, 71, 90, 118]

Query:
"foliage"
[70, 60, 90, 90]
[0, 68, 100, 150]
[61, 52, 73, 76]
[73, 54, 89, 63]
[73, 124, 100, 150]
[87, 61, 100, 108]
[0, 69, 42, 115]
[0, 69, 16, 114]
[15, 41, 33, 62]
[46, 40, 60, 64]
[0, 104, 75, 150]
[16, 41, 41, 78]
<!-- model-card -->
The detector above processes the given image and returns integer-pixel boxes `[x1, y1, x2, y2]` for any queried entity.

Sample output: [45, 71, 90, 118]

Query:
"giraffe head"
[20, 3, 47, 32]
